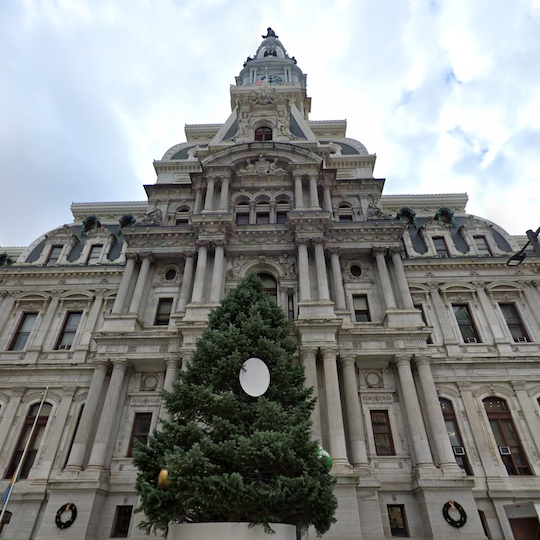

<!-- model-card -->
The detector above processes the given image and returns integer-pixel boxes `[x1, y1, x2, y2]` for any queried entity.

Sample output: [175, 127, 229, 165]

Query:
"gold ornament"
[158, 469, 169, 489]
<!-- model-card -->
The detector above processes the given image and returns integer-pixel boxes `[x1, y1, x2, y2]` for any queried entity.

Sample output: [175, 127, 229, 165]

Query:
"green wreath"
[55, 502, 77, 529]
[442, 500, 467, 528]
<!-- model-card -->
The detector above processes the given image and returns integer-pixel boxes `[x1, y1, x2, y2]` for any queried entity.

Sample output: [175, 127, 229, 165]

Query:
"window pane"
[371, 411, 395, 455]
[474, 235, 491, 256]
[499, 303, 529, 342]
[111, 506, 133, 537]
[155, 298, 173, 325]
[388, 505, 409, 537]
[452, 304, 480, 342]
[56, 312, 83, 350]
[9, 313, 38, 351]
[87, 245, 103, 264]
[47, 245, 62, 266]
[433, 237, 449, 256]
[353, 295, 370, 322]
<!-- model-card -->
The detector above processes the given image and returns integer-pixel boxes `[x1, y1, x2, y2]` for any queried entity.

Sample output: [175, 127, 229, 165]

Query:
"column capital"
[413, 355, 432, 368]
[395, 355, 412, 368]
[339, 354, 357, 368]
[166, 358, 180, 370]
[139, 252, 155, 262]
[183, 250, 196, 258]
[389, 246, 403, 256]
[321, 347, 338, 361]
[295, 237, 310, 246]
[125, 253, 137, 261]
[111, 359, 129, 372]
[93, 359, 111, 371]
[196, 239, 210, 248]
[300, 347, 317, 361]
[372, 246, 387, 257]
[312, 237, 325, 245]
[327, 246, 340, 255]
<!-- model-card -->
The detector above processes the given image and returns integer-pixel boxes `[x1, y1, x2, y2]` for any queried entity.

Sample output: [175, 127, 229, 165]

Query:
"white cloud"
[1, 0, 539, 246]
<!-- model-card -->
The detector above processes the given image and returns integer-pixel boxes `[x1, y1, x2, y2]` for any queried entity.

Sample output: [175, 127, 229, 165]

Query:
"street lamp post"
[507, 227, 540, 267]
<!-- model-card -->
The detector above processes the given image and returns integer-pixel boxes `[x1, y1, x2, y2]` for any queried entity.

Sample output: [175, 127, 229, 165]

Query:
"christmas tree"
[133, 274, 337, 536]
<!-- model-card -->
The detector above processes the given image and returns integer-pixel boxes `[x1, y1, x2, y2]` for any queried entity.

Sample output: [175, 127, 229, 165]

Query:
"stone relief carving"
[237, 155, 287, 176]
[141, 208, 163, 226]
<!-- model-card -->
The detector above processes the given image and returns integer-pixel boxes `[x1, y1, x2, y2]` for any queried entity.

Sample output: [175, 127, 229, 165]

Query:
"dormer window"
[255, 127, 272, 141]
[46, 245, 63, 266]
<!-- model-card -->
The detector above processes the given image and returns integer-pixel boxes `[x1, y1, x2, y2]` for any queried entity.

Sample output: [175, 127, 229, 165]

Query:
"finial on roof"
[262, 28, 278, 38]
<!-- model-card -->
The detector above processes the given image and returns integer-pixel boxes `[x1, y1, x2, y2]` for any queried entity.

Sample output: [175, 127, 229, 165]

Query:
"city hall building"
[1, 29, 540, 540]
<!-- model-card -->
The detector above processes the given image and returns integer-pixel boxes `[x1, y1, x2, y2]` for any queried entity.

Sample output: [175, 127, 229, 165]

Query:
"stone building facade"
[1, 29, 540, 540]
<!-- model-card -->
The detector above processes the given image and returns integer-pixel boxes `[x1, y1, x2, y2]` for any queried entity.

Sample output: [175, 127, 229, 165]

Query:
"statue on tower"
[262, 28, 278, 38]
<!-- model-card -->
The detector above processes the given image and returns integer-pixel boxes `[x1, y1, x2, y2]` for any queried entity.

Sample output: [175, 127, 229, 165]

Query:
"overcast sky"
[1, 0, 539, 247]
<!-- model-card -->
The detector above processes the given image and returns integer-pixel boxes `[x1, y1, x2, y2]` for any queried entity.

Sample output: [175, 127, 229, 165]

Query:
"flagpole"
[0, 387, 49, 526]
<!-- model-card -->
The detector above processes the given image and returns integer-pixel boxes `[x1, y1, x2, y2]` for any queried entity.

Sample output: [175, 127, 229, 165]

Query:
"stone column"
[395, 356, 434, 468]
[128, 253, 153, 315]
[297, 239, 311, 302]
[249, 201, 256, 224]
[210, 242, 225, 302]
[294, 174, 304, 209]
[191, 241, 208, 304]
[160, 358, 180, 421]
[340, 355, 369, 467]
[322, 348, 350, 469]
[111, 255, 136, 315]
[414, 356, 462, 473]
[322, 182, 332, 213]
[87, 360, 129, 469]
[203, 176, 215, 211]
[309, 175, 320, 209]
[313, 239, 330, 301]
[181, 350, 193, 372]
[219, 177, 230, 211]
[300, 348, 321, 442]
[373, 248, 396, 310]
[65, 360, 109, 470]
[269, 201, 276, 224]
[390, 247, 415, 309]
[193, 183, 203, 214]
[176, 252, 195, 313]
[329, 248, 346, 310]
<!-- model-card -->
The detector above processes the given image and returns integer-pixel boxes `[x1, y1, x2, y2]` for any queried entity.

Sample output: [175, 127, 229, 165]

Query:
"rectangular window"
[175, 218, 189, 226]
[371, 410, 395, 456]
[433, 236, 449, 257]
[499, 303, 530, 342]
[388, 504, 409, 537]
[9, 312, 38, 351]
[474, 235, 492, 256]
[87, 244, 103, 264]
[276, 211, 287, 224]
[111, 505, 133, 538]
[236, 213, 249, 225]
[155, 298, 173, 325]
[127, 413, 153, 457]
[353, 295, 370, 322]
[256, 212, 270, 224]
[47, 245, 63, 266]
[55, 311, 83, 350]
[452, 304, 481, 343]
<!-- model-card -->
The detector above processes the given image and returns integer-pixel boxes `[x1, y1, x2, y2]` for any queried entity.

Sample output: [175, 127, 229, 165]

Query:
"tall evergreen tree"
[134, 274, 337, 536]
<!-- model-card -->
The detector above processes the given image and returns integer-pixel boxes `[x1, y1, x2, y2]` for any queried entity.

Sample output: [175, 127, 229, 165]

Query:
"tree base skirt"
[167, 522, 297, 540]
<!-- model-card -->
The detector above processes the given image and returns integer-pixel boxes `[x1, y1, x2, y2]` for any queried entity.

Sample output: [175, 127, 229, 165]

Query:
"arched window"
[235, 200, 250, 225]
[439, 398, 472, 475]
[258, 273, 277, 298]
[5, 402, 52, 479]
[337, 203, 353, 222]
[255, 126, 272, 141]
[483, 397, 531, 475]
